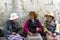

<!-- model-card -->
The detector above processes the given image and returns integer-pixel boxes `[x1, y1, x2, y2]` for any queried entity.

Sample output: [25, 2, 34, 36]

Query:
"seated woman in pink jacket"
[24, 11, 43, 40]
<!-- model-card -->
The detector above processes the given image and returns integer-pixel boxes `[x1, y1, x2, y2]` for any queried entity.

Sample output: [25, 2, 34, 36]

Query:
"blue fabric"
[47, 26, 55, 33]
[3, 20, 20, 37]
[8, 33, 22, 40]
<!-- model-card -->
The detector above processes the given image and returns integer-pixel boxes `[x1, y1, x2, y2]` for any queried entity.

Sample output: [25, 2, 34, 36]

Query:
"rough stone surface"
[0, 0, 60, 28]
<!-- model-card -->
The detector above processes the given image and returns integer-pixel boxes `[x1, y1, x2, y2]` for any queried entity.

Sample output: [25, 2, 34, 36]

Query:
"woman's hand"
[47, 30, 52, 35]
[28, 31, 33, 36]
[52, 33, 56, 37]
[12, 32, 16, 35]
[36, 28, 40, 33]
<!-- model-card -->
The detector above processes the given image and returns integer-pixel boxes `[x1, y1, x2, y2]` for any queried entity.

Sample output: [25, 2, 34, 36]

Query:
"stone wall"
[0, 0, 60, 27]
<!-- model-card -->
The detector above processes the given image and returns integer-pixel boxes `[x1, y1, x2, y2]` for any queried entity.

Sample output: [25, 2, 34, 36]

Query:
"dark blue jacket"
[28, 19, 38, 33]
[3, 20, 20, 37]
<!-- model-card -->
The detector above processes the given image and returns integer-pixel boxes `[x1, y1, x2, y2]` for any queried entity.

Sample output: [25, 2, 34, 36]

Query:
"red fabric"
[38, 20, 43, 33]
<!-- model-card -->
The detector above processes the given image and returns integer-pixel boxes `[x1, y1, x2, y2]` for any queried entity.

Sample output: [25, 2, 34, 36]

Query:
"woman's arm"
[24, 20, 29, 34]
[38, 20, 43, 33]
[44, 22, 48, 32]
[55, 21, 59, 33]
[3, 22, 11, 36]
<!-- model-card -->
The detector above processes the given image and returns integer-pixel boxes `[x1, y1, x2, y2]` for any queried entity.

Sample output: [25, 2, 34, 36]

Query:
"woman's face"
[12, 19, 17, 22]
[46, 16, 53, 22]
[29, 14, 34, 19]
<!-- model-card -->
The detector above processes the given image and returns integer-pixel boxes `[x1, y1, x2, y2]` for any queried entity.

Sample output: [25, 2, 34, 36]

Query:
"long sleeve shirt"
[24, 20, 43, 34]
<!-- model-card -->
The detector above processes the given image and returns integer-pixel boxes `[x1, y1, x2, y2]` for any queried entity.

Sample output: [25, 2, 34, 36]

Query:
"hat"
[9, 13, 19, 20]
[45, 11, 54, 18]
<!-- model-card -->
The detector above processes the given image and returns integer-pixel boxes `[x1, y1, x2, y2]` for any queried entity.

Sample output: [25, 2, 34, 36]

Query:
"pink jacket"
[24, 20, 43, 34]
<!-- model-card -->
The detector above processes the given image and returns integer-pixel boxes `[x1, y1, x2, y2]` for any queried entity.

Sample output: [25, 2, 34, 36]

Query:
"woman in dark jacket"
[24, 11, 43, 40]
[3, 13, 21, 40]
